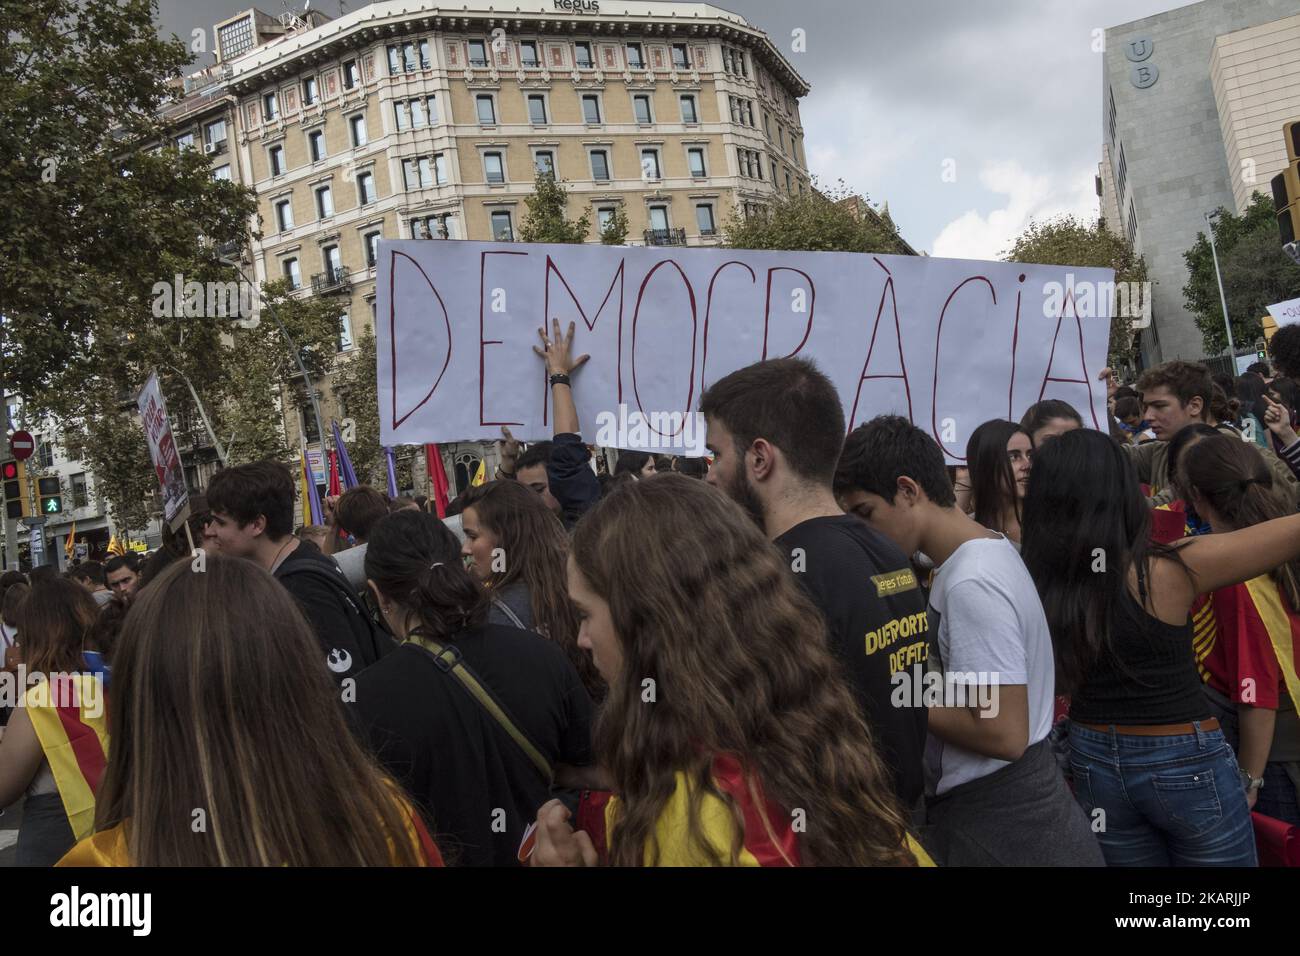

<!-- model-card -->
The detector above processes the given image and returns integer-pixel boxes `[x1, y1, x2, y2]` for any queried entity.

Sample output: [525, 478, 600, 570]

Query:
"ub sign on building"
[377, 241, 1113, 462]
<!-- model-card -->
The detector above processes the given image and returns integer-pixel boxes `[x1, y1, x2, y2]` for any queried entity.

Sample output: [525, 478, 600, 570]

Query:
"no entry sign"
[9, 430, 34, 461]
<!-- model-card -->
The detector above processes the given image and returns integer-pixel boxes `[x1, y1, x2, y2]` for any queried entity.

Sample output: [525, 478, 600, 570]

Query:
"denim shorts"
[1066, 720, 1257, 867]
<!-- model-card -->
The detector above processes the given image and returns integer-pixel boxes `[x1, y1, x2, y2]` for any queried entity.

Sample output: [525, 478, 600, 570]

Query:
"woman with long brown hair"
[531, 474, 928, 867]
[0, 578, 103, 866]
[459, 479, 599, 697]
[58, 555, 441, 866]
[1179, 433, 1300, 824]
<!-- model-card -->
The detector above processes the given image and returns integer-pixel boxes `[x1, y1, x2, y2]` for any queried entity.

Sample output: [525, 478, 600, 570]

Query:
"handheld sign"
[378, 241, 1114, 462]
[136, 372, 190, 531]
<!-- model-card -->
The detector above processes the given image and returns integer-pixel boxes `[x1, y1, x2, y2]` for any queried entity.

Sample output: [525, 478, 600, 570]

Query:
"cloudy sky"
[157, 0, 1190, 256]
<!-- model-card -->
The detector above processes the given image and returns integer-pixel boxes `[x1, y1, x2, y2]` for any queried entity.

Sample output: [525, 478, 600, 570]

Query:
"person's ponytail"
[407, 560, 489, 642]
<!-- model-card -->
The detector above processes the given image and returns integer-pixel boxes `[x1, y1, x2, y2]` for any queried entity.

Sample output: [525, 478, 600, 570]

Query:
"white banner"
[137, 372, 189, 526]
[377, 241, 1114, 462]
[1266, 296, 1300, 327]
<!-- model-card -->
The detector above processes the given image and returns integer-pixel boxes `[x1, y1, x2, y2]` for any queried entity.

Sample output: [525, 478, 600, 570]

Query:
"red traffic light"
[1, 462, 16, 480]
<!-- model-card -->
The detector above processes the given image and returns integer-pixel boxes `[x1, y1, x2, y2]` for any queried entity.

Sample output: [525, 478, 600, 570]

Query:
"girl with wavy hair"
[531, 474, 927, 867]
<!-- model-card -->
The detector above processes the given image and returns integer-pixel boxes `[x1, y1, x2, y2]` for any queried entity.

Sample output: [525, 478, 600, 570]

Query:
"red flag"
[328, 449, 341, 497]
[426, 444, 450, 518]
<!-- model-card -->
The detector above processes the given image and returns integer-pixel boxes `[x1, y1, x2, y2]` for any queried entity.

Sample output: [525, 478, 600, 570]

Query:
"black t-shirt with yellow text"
[775, 515, 931, 808]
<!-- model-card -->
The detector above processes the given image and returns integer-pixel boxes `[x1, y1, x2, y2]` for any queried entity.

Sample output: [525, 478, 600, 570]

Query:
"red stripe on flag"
[55, 691, 106, 795]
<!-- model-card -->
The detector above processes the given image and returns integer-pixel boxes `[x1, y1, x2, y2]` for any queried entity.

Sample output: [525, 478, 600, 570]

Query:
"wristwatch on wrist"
[549, 372, 571, 388]
[1239, 768, 1265, 793]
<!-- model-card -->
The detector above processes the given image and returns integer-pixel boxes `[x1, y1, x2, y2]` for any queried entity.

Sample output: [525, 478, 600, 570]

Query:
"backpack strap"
[406, 631, 554, 786]
[490, 595, 527, 631]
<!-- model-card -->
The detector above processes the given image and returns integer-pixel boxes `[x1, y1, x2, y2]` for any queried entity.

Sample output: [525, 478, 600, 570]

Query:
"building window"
[365, 231, 381, 266]
[484, 151, 505, 184]
[527, 94, 548, 125]
[349, 114, 367, 146]
[315, 185, 334, 219]
[476, 94, 497, 125]
[434, 153, 448, 185]
[1108, 86, 1117, 144]
[491, 210, 514, 241]
[744, 101, 754, 126]
[598, 206, 616, 233]
[575, 41, 593, 69]
[696, 203, 716, 236]
[338, 311, 354, 351]
[176, 132, 195, 151]
[71, 472, 88, 510]
[308, 129, 325, 162]
[426, 94, 440, 124]
[262, 92, 278, 121]
[212, 164, 231, 181]
[323, 244, 342, 281]
[204, 119, 226, 147]
[534, 150, 555, 177]
[680, 94, 698, 124]
[418, 156, 434, 188]
[343, 59, 360, 88]
[410, 97, 427, 127]
[590, 149, 610, 182]
[633, 94, 652, 125]
[648, 205, 669, 232]
[688, 147, 706, 178]
[640, 148, 661, 180]
[357, 171, 376, 205]
[582, 94, 602, 124]
[469, 39, 488, 67]
[282, 256, 300, 288]
[626, 43, 644, 70]
[419, 39, 431, 69]
[770, 159, 778, 183]
[672, 43, 689, 69]
[387, 44, 401, 74]
[1127, 200, 1138, 246]
[303, 76, 317, 105]
[275, 198, 294, 231]
[521, 40, 539, 67]
[394, 101, 409, 130]
[786, 170, 793, 194]
[1117, 144, 1128, 200]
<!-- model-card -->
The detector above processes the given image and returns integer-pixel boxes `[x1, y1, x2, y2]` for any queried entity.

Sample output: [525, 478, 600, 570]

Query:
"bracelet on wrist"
[549, 372, 571, 388]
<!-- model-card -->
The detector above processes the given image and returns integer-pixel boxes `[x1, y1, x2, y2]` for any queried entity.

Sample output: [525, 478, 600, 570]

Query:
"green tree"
[518, 172, 592, 243]
[1183, 193, 1300, 354]
[722, 179, 912, 254]
[599, 206, 630, 245]
[1003, 214, 1149, 366]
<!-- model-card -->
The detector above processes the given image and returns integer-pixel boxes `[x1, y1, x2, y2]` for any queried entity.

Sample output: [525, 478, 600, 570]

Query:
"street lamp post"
[219, 255, 328, 453]
[1205, 210, 1238, 367]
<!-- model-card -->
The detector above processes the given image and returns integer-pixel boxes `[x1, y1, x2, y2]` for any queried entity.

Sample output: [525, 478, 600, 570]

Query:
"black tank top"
[1069, 561, 1210, 725]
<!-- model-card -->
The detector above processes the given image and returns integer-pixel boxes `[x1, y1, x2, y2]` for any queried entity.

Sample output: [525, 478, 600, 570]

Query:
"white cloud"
[930, 160, 1099, 260]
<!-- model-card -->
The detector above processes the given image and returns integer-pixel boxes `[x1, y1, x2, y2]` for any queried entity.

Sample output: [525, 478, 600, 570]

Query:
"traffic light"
[3, 460, 27, 519]
[1273, 121, 1300, 260]
[37, 476, 62, 515]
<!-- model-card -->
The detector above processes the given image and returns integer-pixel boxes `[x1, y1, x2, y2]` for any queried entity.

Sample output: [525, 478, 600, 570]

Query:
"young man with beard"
[700, 358, 930, 812]
[204, 460, 394, 683]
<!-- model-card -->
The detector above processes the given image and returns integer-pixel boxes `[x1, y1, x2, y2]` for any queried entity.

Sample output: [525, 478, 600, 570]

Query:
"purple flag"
[385, 446, 398, 499]
[301, 442, 323, 525]
[331, 419, 358, 490]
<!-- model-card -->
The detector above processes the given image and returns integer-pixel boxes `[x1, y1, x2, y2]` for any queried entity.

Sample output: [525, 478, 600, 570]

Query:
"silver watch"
[1239, 768, 1264, 792]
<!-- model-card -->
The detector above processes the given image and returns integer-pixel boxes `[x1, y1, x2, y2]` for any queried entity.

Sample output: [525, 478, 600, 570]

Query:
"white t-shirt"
[924, 535, 1055, 797]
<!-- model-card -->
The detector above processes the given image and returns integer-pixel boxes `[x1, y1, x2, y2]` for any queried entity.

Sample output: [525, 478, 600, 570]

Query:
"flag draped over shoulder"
[1211, 575, 1300, 711]
[25, 674, 110, 841]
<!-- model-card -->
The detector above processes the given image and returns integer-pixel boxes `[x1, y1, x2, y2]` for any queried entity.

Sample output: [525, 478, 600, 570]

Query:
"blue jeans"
[1067, 720, 1258, 867]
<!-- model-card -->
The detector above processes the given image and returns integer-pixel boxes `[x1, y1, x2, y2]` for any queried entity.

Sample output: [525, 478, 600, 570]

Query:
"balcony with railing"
[644, 228, 687, 247]
[311, 266, 352, 295]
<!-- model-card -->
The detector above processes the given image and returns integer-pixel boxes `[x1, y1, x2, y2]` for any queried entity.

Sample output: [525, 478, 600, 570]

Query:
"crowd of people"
[2, 319, 1300, 867]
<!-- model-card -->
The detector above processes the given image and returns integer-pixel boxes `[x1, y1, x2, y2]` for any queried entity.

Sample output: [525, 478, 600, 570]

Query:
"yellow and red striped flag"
[25, 674, 110, 841]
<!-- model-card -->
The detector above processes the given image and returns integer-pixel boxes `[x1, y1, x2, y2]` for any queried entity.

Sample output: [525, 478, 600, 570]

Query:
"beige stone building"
[1211, 12, 1300, 215]
[162, 1, 811, 486]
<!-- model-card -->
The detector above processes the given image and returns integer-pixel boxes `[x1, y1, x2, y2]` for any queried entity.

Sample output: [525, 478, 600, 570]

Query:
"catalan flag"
[1207, 575, 1300, 712]
[25, 673, 109, 842]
